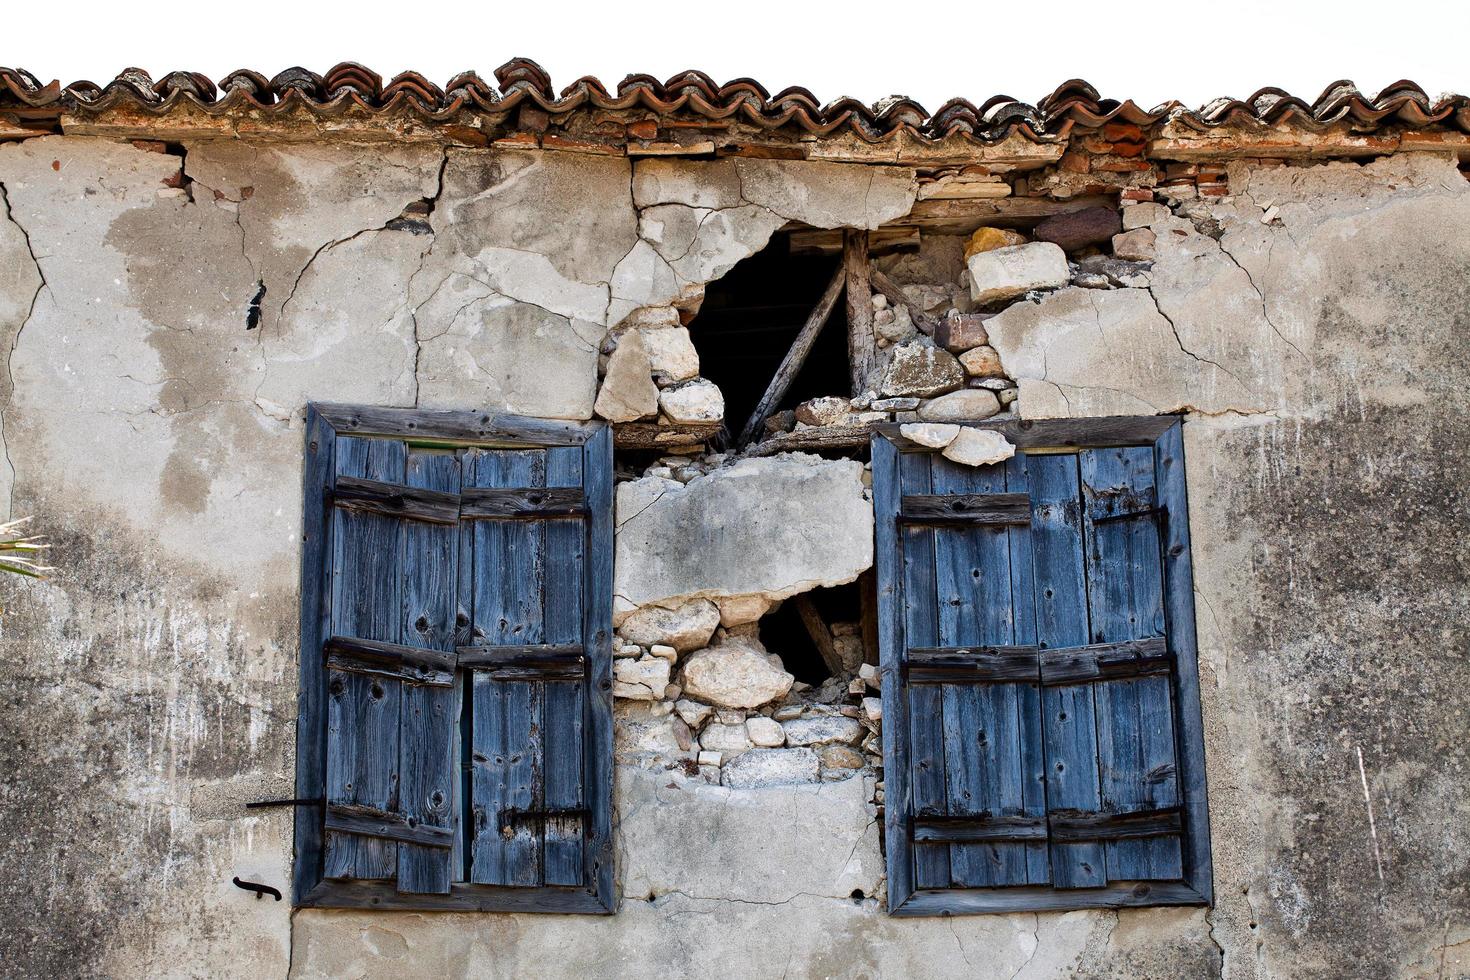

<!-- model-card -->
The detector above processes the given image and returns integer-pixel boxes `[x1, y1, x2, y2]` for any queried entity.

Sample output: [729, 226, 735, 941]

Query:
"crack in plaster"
[0, 178, 47, 515]
[1206, 906, 1228, 978]
[1135, 282, 1250, 391]
[1215, 232, 1310, 362]
[406, 150, 450, 407]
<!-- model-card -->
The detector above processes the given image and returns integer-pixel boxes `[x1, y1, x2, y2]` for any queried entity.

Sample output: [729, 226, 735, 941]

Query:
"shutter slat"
[469, 449, 548, 887]
[325, 436, 406, 881]
[396, 449, 461, 894]
[542, 445, 587, 886]
[932, 456, 1030, 887]
[1006, 454, 1051, 884]
[1081, 447, 1182, 881]
[899, 450, 951, 890]
[1027, 453, 1107, 889]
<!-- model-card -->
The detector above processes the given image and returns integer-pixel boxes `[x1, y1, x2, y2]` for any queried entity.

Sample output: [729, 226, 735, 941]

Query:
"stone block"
[679, 635, 794, 709]
[617, 598, 720, 653]
[721, 748, 821, 788]
[917, 389, 1001, 422]
[879, 342, 965, 398]
[966, 242, 1070, 304]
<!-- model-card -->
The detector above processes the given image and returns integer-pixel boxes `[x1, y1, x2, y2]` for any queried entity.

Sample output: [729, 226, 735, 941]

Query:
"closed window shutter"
[899, 450, 1048, 890]
[874, 418, 1211, 916]
[297, 405, 614, 912]
[462, 445, 591, 888]
[1029, 449, 1183, 888]
[324, 437, 460, 894]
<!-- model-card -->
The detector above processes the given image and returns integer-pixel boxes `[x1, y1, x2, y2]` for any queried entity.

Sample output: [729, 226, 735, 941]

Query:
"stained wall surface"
[0, 136, 1464, 979]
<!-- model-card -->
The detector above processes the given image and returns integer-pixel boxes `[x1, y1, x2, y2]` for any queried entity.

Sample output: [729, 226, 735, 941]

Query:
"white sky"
[5, 0, 1469, 112]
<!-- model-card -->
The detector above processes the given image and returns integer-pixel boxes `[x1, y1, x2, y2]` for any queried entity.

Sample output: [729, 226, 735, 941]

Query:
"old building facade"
[0, 61, 1467, 978]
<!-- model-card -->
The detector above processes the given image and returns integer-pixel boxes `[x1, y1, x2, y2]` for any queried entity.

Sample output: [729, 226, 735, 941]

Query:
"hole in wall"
[758, 580, 864, 686]
[688, 232, 850, 434]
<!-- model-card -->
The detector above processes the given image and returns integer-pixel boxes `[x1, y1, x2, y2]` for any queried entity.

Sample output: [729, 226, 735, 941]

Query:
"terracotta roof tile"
[2, 58, 1468, 150]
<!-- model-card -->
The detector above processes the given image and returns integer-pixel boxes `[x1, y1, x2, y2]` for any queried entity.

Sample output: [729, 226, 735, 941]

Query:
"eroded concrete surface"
[0, 137, 1464, 978]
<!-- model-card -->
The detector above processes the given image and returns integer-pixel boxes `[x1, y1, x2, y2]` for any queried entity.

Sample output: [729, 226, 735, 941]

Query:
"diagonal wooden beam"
[794, 593, 846, 677]
[844, 229, 876, 395]
[736, 261, 847, 449]
[870, 266, 941, 336]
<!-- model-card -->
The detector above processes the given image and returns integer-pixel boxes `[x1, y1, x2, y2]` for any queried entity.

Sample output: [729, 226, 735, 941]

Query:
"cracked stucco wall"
[0, 135, 1464, 979]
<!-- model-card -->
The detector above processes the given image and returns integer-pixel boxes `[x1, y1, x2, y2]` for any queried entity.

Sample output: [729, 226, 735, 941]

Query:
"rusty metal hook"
[232, 877, 282, 901]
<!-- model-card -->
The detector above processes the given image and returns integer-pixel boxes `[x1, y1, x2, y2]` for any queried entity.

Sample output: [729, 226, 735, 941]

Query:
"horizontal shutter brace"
[324, 635, 457, 687]
[899, 491, 1031, 526]
[902, 637, 1171, 686]
[912, 806, 1181, 845]
[325, 802, 455, 849]
[326, 478, 587, 524]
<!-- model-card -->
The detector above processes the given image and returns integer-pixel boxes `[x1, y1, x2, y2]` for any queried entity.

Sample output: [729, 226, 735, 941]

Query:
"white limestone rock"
[899, 422, 960, 449]
[617, 598, 721, 653]
[917, 389, 1002, 422]
[658, 379, 724, 424]
[879, 342, 965, 398]
[782, 715, 864, 747]
[700, 722, 754, 757]
[616, 702, 690, 760]
[794, 396, 852, 427]
[966, 242, 1070, 304]
[594, 330, 659, 422]
[716, 594, 774, 627]
[861, 697, 883, 723]
[639, 326, 699, 384]
[721, 748, 822, 788]
[746, 716, 787, 747]
[941, 427, 1016, 467]
[614, 454, 873, 612]
[1113, 228, 1157, 262]
[615, 656, 673, 698]
[679, 634, 794, 709]
[619, 305, 682, 330]
[674, 699, 714, 729]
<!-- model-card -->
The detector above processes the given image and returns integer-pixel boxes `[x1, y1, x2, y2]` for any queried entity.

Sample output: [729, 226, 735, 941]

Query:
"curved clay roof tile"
[494, 57, 553, 98]
[270, 67, 325, 100]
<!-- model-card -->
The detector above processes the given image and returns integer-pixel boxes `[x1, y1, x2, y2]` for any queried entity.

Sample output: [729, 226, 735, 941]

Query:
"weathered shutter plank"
[294, 406, 335, 903]
[931, 456, 1028, 887]
[470, 449, 548, 886]
[899, 450, 951, 889]
[542, 446, 586, 886]
[326, 436, 405, 881]
[1027, 453, 1107, 889]
[1081, 446, 1182, 881]
[1155, 421, 1213, 902]
[396, 449, 461, 894]
[581, 424, 615, 905]
[1005, 454, 1051, 885]
[872, 434, 913, 912]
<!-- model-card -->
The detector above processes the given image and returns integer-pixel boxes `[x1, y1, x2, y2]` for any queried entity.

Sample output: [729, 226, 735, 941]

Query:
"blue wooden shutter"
[298, 405, 614, 912]
[323, 437, 460, 894]
[874, 418, 1211, 915]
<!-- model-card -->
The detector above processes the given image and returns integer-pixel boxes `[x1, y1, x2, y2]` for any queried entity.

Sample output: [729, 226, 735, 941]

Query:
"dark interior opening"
[758, 581, 863, 685]
[688, 233, 850, 437]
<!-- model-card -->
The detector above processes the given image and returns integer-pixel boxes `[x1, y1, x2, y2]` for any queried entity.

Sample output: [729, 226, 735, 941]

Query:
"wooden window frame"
[293, 403, 616, 913]
[872, 415, 1213, 916]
